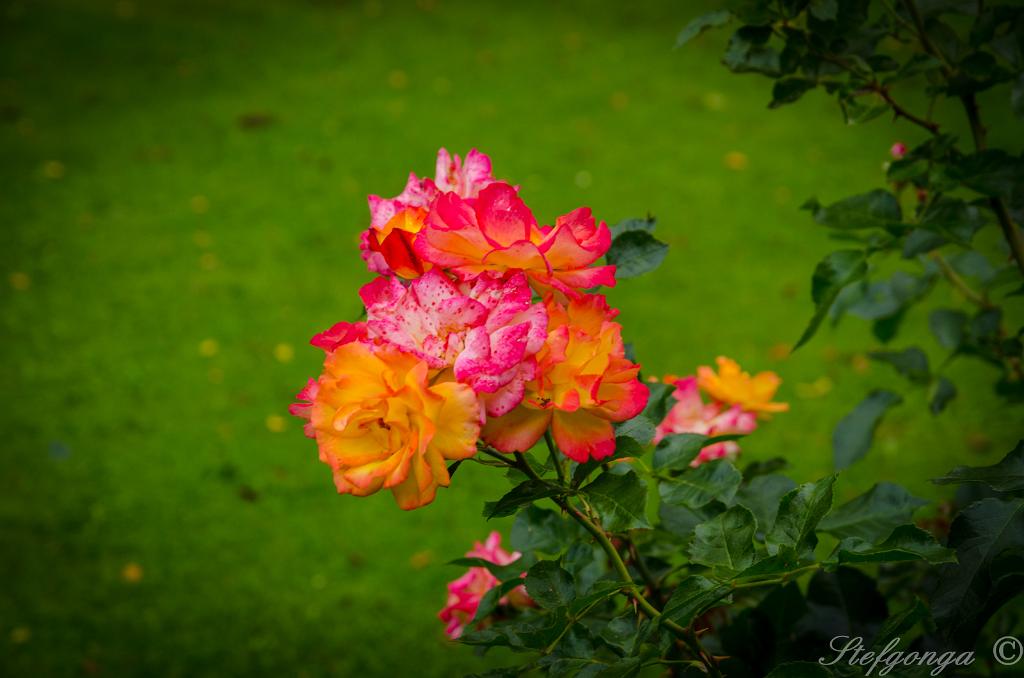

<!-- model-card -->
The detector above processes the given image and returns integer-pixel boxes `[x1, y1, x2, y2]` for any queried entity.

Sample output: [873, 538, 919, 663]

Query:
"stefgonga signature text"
[819, 636, 975, 676]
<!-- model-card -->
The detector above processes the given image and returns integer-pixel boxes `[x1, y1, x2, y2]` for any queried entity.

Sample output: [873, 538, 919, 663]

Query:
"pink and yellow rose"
[482, 294, 648, 463]
[289, 342, 481, 510]
[654, 376, 758, 466]
[415, 182, 616, 299]
[362, 148, 499, 277]
[696, 356, 789, 417]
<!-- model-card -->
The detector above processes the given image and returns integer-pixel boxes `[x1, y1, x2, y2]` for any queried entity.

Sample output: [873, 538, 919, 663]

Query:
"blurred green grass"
[1, 0, 1021, 675]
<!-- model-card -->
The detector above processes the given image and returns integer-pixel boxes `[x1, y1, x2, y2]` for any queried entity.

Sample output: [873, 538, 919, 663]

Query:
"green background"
[1, 0, 1021, 676]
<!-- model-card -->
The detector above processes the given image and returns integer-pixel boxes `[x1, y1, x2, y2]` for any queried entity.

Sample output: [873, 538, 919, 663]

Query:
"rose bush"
[293, 145, 1022, 676]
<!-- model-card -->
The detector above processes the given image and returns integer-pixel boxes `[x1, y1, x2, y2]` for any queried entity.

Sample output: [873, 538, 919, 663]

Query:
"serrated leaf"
[723, 26, 780, 76]
[605, 231, 668, 279]
[447, 557, 525, 582]
[484, 480, 564, 519]
[932, 440, 1024, 492]
[653, 434, 705, 471]
[512, 505, 573, 555]
[583, 471, 652, 531]
[659, 500, 724, 540]
[832, 390, 902, 470]
[609, 216, 656, 239]
[794, 250, 868, 350]
[614, 414, 655, 448]
[525, 560, 575, 610]
[660, 575, 730, 626]
[769, 77, 816, 108]
[803, 190, 902, 230]
[932, 497, 1024, 645]
[734, 474, 797, 532]
[870, 599, 930, 652]
[659, 459, 742, 509]
[819, 482, 928, 542]
[827, 524, 955, 565]
[766, 475, 836, 556]
[948, 149, 1024, 198]
[472, 578, 526, 624]
[688, 505, 757, 572]
[675, 9, 731, 48]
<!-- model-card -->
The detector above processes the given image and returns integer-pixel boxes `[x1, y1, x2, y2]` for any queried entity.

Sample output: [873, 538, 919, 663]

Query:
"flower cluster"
[291, 149, 648, 509]
[654, 356, 788, 466]
[438, 532, 531, 639]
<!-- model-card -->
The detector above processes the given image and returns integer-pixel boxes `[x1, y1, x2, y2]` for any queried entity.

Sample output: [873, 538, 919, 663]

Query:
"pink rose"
[438, 532, 530, 639]
[654, 376, 757, 466]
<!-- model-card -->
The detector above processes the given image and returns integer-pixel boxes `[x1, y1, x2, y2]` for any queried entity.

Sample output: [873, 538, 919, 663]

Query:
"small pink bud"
[890, 142, 908, 159]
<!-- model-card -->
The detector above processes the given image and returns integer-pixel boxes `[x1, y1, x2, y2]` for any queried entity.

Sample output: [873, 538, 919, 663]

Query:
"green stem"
[507, 441, 723, 676]
[930, 252, 993, 309]
[730, 563, 821, 591]
[544, 430, 568, 485]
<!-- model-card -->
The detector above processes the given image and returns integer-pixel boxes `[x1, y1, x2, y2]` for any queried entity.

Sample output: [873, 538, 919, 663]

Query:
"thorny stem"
[960, 92, 1024, 277]
[871, 84, 941, 135]
[900, 0, 1024, 276]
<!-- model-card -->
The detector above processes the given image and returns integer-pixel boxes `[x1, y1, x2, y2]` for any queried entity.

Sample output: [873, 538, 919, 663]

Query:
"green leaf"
[794, 250, 868, 350]
[448, 557, 525, 582]
[819, 482, 928, 542]
[929, 376, 957, 414]
[765, 662, 834, 678]
[931, 497, 1024, 645]
[948, 149, 1024, 198]
[609, 216, 656, 239]
[1013, 73, 1024, 118]
[723, 25, 780, 76]
[583, 471, 652, 531]
[734, 474, 797, 532]
[659, 501, 724, 540]
[675, 10, 731, 47]
[870, 599, 931, 652]
[919, 197, 987, 244]
[766, 474, 836, 556]
[512, 505, 573, 555]
[614, 414, 656, 448]
[809, 0, 838, 21]
[688, 505, 757, 572]
[867, 347, 931, 384]
[525, 560, 575, 610]
[742, 457, 788, 478]
[660, 575, 730, 626]
[932, 440, 1024, 492]
[769, 78, 816, 108]
[484, 480, 564, 519]
[659, 460, 742, 509]
[472, 578, 526, 624]
[652, 433, 744, 472]
[929, 309, 968, 350]
[827, 524, 956, 565]
[832, 390, 902, 470]
[803, 190, 902, 230]
[605, 231, 669, 280]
